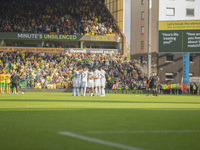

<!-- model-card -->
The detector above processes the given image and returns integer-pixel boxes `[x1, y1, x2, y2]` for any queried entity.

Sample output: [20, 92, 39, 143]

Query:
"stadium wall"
[158, 53, 200, 84]
[131, 52, 200, 84]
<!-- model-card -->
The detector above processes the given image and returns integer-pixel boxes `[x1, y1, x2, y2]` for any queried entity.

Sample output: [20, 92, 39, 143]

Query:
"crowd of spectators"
[0, 51, 147, 90]
[0, 0, 118, 35]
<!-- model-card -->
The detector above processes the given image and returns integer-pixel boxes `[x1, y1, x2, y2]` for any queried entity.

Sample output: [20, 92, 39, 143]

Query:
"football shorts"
[100, 78, 105, 88]
[88, 81, 94, 88]
[94, 79, 100, 87]
[73, 80, 81, 87]
[81, 81, 87, 88]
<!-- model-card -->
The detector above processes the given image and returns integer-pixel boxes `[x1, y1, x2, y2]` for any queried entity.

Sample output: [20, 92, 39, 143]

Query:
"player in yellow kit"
[0, 70, 6, 94]
[5, 72, 11, 94]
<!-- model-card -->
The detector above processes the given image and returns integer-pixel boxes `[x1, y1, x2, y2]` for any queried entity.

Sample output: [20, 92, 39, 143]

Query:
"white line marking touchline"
[81, 130, 200, 134]
[58, 131, 146, 150]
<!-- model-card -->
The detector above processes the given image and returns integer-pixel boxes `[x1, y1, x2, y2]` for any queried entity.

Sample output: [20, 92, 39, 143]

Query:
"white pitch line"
[81, 130, 200, 134]
[58, 131, 146, 150]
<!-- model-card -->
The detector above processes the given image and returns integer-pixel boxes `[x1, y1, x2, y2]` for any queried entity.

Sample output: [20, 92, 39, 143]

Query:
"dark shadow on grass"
[1, 99, 200, 105]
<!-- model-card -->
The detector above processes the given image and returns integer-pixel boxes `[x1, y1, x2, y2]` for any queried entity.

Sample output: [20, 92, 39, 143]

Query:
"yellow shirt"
[0, 74, 6, 83]
[13, 64, 17, 69]
[31, 56, 34, 60]
[5, 74, 11, 83]
[22, 53, 25, 58]
[36, 63, 39, 68]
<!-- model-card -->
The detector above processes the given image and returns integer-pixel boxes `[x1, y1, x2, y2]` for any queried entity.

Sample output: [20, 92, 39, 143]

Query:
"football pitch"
[0, 93, 200, 150]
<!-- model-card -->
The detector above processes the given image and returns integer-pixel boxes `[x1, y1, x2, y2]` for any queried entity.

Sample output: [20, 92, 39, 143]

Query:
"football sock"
[77, 88, 80, 95]
[89, 89, 91, 96]
[95, 88, 98, 95]
[84, 87, 86, 96]
[102, 88, 105, 95]
[81, 88, 83, 95]
[99, 88, 101, 95]
[73, 88, 76, 95]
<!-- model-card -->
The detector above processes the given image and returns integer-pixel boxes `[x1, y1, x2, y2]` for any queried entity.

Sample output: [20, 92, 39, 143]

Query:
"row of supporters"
[160, 83, 199, 95]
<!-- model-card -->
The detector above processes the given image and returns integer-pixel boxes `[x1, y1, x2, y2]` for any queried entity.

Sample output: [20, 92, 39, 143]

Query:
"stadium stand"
[0, 0, 118, 36]
[0, 51, 147, 90]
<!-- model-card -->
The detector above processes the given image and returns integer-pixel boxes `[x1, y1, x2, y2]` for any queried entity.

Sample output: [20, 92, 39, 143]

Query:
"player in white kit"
[88, 68, 95, 96]
[72, 70, 78, 96]
[81, 68, 88, 96]
[76, 68, 82, 96]
[100, 67, 106, 96]
[94, 67, 100, 96]
[72, 67, 82, 96]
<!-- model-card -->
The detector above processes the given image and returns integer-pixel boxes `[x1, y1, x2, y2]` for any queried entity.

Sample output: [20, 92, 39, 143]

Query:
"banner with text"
[0, 47, 64, 53]
[65, 48, 119, 54]
[106, 89, 145, 94]
[0, 33, 119, 42]
[158, 20, 200, 53]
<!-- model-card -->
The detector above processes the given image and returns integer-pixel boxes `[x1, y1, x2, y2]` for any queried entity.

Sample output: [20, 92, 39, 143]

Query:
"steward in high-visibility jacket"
[170, 83, 176, 94]
[167, 84, 170, 90]
[183, 84, 187, 93]
[163, 84, 168, 90]
[193, 85, 197, 94]
[178, 83, 182, 94]
[167, 84, 170, 94]
[162, 84, 167, 94]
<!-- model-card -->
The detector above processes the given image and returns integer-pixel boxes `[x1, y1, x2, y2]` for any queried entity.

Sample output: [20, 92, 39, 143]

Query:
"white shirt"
[94, 70, 100, 80]
[100, 69, 106, 79]
[81, 71, 88, 82]
[76, 71, 82, 81]
[73, 70, 79, 81]
[88, 71, 94, 82]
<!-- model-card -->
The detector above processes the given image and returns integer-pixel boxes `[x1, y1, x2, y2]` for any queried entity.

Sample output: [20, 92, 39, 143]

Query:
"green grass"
[0, 93, 200, 150]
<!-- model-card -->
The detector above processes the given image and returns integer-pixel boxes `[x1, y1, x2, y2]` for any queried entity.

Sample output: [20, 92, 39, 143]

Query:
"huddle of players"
[0, 70, 19, 94]
[0, 71, 11, 94]
[72, 67, 106, 96]
[147, 72, 159, 97]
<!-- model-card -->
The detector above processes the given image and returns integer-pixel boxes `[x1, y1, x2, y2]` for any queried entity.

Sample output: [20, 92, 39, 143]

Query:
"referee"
[152, 72, 159, 97]
[146, 73, 153, 96]
[11, 70, 20, 94]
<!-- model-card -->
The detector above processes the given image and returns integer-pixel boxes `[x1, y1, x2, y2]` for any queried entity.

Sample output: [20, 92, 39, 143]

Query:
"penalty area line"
[58, 131, 146, 150]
